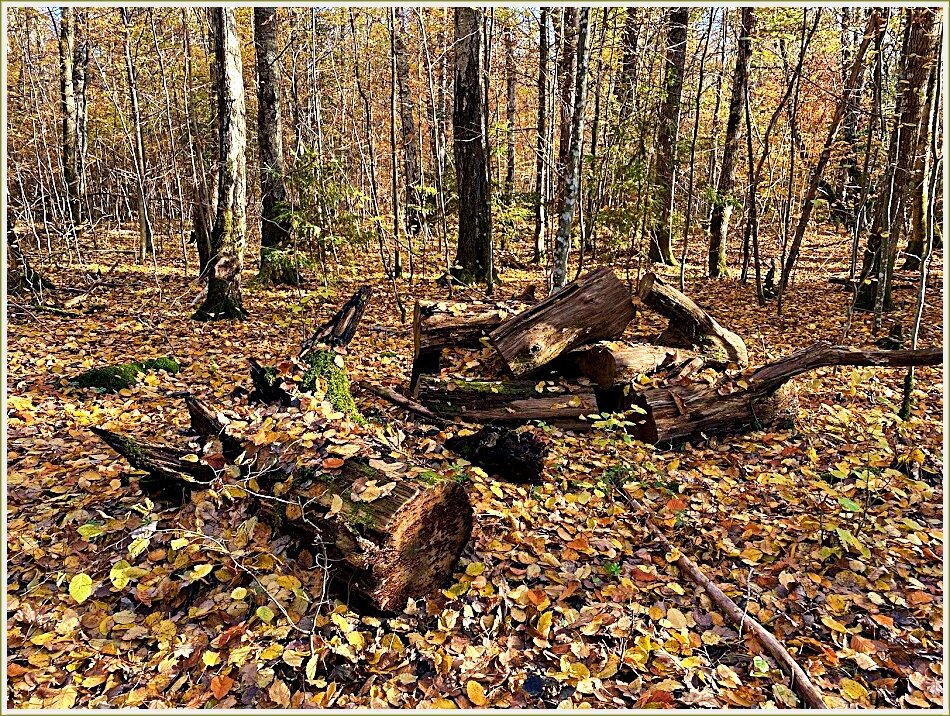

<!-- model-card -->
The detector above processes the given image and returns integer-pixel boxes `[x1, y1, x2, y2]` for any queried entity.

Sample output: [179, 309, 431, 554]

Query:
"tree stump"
[489, 266, 637, 376]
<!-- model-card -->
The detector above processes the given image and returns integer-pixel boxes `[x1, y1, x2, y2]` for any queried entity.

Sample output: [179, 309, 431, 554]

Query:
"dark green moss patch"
[71, 357, 180, 392]
[256, 247, 309, 286]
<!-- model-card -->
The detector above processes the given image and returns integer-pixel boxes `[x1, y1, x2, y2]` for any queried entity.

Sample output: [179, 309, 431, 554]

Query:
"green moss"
[301, 349, 363, 423]
[416, 470, 442, 486]
[345, 502, 377, 529]
[71, 356, 179, 392]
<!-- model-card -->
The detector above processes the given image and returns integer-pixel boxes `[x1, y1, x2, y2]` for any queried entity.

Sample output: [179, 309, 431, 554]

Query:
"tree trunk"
[253, 8, 292, 259]
[777, 10, 883, 310]
[120, 8, 155, 264]
[91, 425, 473, 614]
[504, 20, 517, 202]
[57, 7, 81, 224]
[490, 266, 637, 376]
[394, 8, 423, 237]
[532, 8, 550, 264]
[554, 7, 577, 216]
[551, 8, 590, 290]
[707, 7, 753, 278]
[570, 342, 698, 389]
[452, 7, 492, 284]
[638, 272, 748, 367]
[650, 8, 688, 265]
[194, 8, 248, 321]
[416, 376, 596, 431]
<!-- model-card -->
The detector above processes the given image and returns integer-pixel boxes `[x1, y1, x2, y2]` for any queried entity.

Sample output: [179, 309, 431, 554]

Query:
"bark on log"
[410, 299, 514, 392]
[444, 427, 547, 484]
[490, 266, 638, 376]
[638, 273, 748, 368]
[301, 285, 372, 352]
[91, 425, 473, 613]
[622, 341, 942, 445]
[570, 342, 699, 389]
[416, 376, 597, 431]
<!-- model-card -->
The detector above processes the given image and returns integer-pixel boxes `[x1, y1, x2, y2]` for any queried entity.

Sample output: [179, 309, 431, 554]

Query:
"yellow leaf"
[430, 697, 457, 709]
[821, 615, 848, 633]
[202, 650, 220, 667]
[170, 538, 189, 551]
[666, 608, 688, 629]
[537, 610, 553, 638]
[109, 561, 132, 589]
[328, 494, 344, 516]
[466, 680, 488, 707]
[465, 562, 485, 576]
[69, 573, 93, 604]
[189, 564, 214, 581]
[128, 537, 148, 559]
[256, 606, 275, 624]
[231, 587, 247, 600]
[840, 677, 869, 702]
[181, 454, 200, 463]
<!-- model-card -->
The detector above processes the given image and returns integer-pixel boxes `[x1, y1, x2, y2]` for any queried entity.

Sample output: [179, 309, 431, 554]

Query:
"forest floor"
[5, 224, 945, 709]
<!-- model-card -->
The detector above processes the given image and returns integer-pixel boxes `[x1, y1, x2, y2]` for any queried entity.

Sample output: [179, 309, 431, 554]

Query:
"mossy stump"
[257, 247, 307, 287]
[71, 357, 179, 392]
[301, 349, 363, 423]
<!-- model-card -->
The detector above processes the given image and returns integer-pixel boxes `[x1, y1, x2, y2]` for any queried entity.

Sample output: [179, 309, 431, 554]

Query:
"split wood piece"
[489, 266, 638, 377]
[620, 490, 826, 709]
[570, 341, 699, 389]
[357, 381, 448, 426]
[410, 299, 513, 393]
[637, 273, 748, 368]
[623, 341, 943, 445]
[248, 357, 298, 408]
[301, 285, 372, 352]
[444, 427, 547, 484]
[184, 395, 243, 458]
[416, 376, 597, 432]
[91, 426, 473, 614]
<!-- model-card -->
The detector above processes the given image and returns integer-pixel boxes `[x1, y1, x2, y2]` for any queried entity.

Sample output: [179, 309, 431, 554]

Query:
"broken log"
[570, 342, 699, 389]
[416, 376, 597, 431]
[92, 425, 473, 614]
[490, 266, 638, 376]
[623, 341, 942, 445]
[410, 300, 513, 392]
[638, 273, 748, 368]
[445, 427, 546, 484]
[248, 358, 298, 408]
[301, 285, 372, 352]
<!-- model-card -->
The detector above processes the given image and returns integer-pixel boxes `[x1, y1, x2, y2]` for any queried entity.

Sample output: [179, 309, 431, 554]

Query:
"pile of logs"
[403, 267, 942, 445]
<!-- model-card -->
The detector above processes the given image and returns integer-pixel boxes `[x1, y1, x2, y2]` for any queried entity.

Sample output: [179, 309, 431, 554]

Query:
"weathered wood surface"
[301, 285, 372, 352]
[570, 341, 698, 389]
[638, 273, 748, 368]
[416, 376, 597, 431]
[92, 420, 473, 613]
[489, 267, 638, 376]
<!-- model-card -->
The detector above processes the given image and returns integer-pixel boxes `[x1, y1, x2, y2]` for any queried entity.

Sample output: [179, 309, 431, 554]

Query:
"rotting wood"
[570, 341, 699, 389]
[489, 266, 637, 376]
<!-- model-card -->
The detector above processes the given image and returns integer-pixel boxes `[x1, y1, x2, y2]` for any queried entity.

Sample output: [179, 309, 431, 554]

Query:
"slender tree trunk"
[551, 9, 590, 291]
[253, 8, 291, 257]
[777, 9, 883, 312]
[56, 7, 81, 224]
[650, 8, 688, 265]
[452, 7, 492, 284]
[390, 9, 404, 279]
[902, 52, 938, 271]
[394, 8, 423, 237]
[194, 8, 248, 321]
[120, 8, 154, 264]
[707, 7, 753, 278]
[504, 19, 517, 202]
[532, 8, 550, 264]
[72, 9, 89, 220]
[554, 8, 577, 218]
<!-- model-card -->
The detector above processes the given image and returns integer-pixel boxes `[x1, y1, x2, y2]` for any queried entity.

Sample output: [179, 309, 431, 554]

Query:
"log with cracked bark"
[569, 341, 699, 389]
[92, 413, 473, 613]
[489, 266, 638, 376]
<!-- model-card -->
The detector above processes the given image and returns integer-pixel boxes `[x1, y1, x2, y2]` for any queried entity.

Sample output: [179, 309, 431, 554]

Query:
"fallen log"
[570, 342, 698, 389]
[301, 285, 372, 353]
[445, 427, 546, 484]
[416, 376, 597, 431]
[248, 358, 298, 407]
[623, 341, 942, 445]
[638, 273, 748, 368]
[92, 424, 473, 614]
[410, 300, 514, 393]
[489, 266, 638, 376]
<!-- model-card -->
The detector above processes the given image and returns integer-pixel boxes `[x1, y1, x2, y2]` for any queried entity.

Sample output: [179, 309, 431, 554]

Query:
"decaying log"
[622, 341, 942, 445]
[416, 376, 597, 431]
[301, 285, 372, 352]
[638, 273, 748, 368]
[619, 489, 827, 709]
[570, 342, 699, 389]
[445, 427, 547, 484]
[358, 381, 448, 425]
[489, 267, 638, 376]
[185, 395, 243, 458]
[92, 424, 473, 614]
[410, 300, 514, 392]
[248, 358, 298, 407]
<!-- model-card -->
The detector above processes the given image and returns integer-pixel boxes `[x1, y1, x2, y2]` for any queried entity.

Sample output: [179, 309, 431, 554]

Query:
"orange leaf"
[322, 457, 345, 470]
[210, 675, 234, 700]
